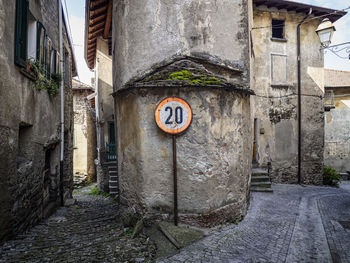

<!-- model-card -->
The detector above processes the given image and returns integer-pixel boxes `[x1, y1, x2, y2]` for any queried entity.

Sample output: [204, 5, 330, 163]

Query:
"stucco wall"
[117, 88, 251, 217]
[113, 0, 252, 223]
[324, 89, 350, 173]
[0, 0, 73, 242]
[113, 0, 250, 90]
[251, 7, 324, 184]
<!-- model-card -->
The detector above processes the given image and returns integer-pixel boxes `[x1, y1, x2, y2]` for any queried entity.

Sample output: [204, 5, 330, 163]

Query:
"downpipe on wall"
[59, 0, 64, 206]
[297, 8, 312, 184]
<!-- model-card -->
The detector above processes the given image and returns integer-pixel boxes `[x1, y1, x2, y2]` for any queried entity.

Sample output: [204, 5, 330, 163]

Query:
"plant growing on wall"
[27, 59, 61, 96]
[323, 166, 341, 187]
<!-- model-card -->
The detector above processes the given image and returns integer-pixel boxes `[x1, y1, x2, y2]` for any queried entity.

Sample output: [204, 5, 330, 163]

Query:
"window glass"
[36, 22, 46, 65]
[272, 19, 285, 39]
[27, 13, 36, 60]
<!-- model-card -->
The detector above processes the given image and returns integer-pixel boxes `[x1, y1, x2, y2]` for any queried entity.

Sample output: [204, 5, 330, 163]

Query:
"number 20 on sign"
[155, 97, 192, 134]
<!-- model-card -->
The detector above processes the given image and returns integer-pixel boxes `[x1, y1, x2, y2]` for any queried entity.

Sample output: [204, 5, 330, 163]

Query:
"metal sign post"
[172, 135, 178, 225]
[155, 97, 192, 226]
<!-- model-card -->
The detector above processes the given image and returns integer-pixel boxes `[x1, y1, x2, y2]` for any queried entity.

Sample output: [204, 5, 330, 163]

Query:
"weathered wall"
[251, 7, 324, 184]
[73, 85, 94, 181]
[95, 37, 113, 192]
[113, 0, 252, 223]
[324, 88, 350, 173]
[0, 0, 73, 242]
[113, 0, 250, 90]
[117, 88, 251, 218]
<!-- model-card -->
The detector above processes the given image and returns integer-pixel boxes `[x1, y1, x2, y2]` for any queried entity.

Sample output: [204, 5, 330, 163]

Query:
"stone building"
[0, 0, 76, 242]
[251, 0, 346, 184]
[85, 0, 114, 193]
[72, 79, 96, 185]
[84, 0, 347, 224]
[111, 0, 254, 225]
[324, 69, 350, 174]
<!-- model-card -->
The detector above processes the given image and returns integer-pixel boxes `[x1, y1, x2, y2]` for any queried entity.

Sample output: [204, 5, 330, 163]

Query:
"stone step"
[251, 176, 270, 182]
[251, 186, 273, 192]
[109, 175, 118, 181]
[109, 181, 118, 187]
[108, 171, 117, 175]
[251, 181, 271, 187]
[252, 168, 268, 175]
[108, 167, 117, 171]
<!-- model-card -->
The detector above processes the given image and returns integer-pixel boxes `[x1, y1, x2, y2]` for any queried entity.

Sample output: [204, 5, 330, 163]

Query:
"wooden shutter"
[14, 0, 29, 67]
[51, 49, 57, 75]
[46, 38, 52, 77]
[36, 22, 46, 65]
[56, 52, 60, 74]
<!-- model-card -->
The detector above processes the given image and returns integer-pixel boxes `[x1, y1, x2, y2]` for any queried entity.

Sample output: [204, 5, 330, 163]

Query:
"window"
[14, 0, 29, 67]
[27, 13, 37, 60]
[64, 49, 70, 84]
[45, 37, 52, 76]
[272, 19, 285, 39]
[36, 22, 46, 65]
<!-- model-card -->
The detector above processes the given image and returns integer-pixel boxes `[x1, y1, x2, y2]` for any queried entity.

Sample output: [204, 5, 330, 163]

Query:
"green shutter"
[36, 22, 46, 64]
[14, 0, 29, 67]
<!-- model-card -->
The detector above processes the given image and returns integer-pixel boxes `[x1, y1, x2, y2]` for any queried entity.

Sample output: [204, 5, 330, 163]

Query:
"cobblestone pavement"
[159, 183, 350, 263]
[0, 185, 156, 263]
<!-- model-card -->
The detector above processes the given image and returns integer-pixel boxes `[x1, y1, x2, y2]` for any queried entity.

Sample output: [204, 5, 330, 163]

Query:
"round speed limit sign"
[155, 97, 192, 134]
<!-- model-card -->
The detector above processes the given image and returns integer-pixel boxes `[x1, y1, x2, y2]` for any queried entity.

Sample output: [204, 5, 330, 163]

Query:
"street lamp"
[316, 18, 336, 48]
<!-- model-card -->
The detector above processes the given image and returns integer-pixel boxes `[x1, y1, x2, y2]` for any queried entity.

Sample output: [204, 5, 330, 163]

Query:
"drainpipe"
[59, 0, 65, 206]
[297, 8, 312, 184]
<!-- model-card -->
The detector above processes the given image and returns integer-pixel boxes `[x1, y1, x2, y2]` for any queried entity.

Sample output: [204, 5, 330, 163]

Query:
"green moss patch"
[142, 69, 223, 86]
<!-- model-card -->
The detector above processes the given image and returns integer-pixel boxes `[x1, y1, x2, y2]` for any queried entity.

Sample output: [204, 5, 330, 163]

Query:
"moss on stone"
[142, 69, 223, 86]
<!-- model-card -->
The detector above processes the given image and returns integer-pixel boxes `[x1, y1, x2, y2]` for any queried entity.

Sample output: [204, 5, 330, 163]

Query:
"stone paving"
[0, 183, 349, 262]
[158, 182, 350, 263]
[0, 185, 156, 263]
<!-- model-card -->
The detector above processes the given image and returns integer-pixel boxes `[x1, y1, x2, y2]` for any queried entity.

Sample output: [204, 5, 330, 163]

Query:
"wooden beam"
[90, 0, 108, 9]
[89, 27, 104, 38]
[90, 5, 108, 18]
[89, 14, 107, 25]
[103, 0, 112, 39]
[89, 22, 105, 33]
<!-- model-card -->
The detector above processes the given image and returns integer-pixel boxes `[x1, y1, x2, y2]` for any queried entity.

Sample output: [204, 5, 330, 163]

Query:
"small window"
[51, 49, 57, 75]
[56, 52, 60, 74]
[45, 37, 52, 76]
[27, 13, 37, 60]
[14, 0, 29, 67]
[36, 22, 46, 65]
[64, 49, 70, 85]
[272, 19, 285, 39]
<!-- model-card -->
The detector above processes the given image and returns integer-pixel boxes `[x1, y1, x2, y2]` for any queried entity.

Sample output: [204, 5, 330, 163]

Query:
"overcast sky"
[65, 0, 350, 86]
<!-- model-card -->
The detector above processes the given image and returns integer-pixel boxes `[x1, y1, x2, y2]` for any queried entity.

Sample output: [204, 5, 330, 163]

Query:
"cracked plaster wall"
[0, 0, 74, 243]
[112, 0, 253, 221]
[251, 8, 324, 184]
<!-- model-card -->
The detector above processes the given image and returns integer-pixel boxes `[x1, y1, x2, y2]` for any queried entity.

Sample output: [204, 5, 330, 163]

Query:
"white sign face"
[155, 97, 192, 134]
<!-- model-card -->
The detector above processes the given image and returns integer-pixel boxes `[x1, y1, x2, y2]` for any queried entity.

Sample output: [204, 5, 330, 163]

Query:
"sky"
[64, 0, 350, 86]
[63, 0, 94, 86]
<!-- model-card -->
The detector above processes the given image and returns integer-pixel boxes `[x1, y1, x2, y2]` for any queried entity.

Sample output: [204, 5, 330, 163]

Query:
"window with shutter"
[46, 38, 52, 77]
[14, 0, 29, 67]
[51, 49, 57, 75]
[56, 52, 60, 74]
[36, 22, 46, 65]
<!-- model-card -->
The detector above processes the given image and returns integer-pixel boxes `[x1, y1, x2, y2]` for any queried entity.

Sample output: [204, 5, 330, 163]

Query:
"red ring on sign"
[155, 97, 192, 134]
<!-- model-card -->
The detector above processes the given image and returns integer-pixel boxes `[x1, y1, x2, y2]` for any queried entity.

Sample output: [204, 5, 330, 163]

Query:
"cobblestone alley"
[0, 183, 349, 263]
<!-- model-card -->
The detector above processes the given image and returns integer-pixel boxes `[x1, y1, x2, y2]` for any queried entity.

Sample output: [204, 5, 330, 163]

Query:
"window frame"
[271, 19, 286, 40]
[14, 0, 29, 67]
